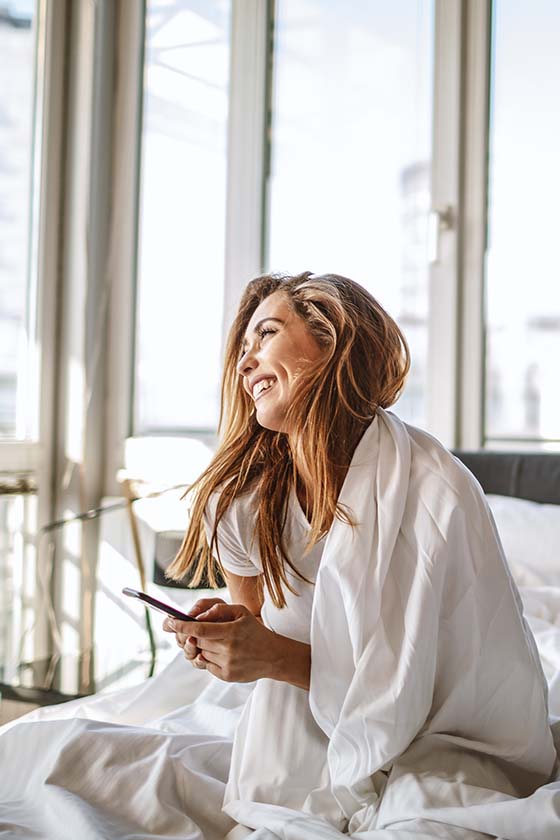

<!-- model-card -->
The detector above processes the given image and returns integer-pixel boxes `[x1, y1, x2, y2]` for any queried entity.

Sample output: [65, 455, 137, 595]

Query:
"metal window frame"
[0, 0, 70, 692]
[479, 1, 560, 450]
[0, 0, 61, 480]
[33, 0, 69, 536]
[426, 0, 464, 447]
[11, 0, 123, 695]
[458, 0, 492, 450]
[428, 0, 491, 450]
[104, 0, 146, 497]
[223, 0, 269, 330]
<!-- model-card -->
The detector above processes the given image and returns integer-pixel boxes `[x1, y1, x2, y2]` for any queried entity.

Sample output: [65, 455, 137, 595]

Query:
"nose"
[236, 346, 257, 377]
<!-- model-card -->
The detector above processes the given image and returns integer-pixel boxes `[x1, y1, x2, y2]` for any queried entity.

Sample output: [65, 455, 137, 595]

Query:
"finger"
[195, 647, 223, 666]
[195, 603, 246, 623]
[162, 617, 177, 633]
[179, 633, 199, 650]
[188, 597, 226, 618]
[195, 640, 222, 656]
[189, 621, 230, 642]
[163, 617, 198, 634]
[169, 618, 205, 636]
[177, 642, 200, 659]
[183, 642, 200, 659]
[190, 652, 208, 668]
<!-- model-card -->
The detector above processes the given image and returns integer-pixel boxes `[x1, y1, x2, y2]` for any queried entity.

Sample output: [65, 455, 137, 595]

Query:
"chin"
[255, 408, 286, 433]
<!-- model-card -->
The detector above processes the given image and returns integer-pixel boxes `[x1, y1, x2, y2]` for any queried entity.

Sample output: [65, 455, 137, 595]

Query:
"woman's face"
[237, 291, 322, 433]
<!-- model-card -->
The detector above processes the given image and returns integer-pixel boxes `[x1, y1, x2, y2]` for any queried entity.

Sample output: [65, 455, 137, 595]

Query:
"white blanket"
[1, 409, 560, 839]
[222, 410, 560, 838]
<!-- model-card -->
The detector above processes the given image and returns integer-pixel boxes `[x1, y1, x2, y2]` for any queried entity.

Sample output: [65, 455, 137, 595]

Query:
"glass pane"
[485, 1, 560, 443]
[266, 0, 434, 427]
[134, 1, 231, 434]
[0, 493, 37, 687]
[0, 3, 37, 439]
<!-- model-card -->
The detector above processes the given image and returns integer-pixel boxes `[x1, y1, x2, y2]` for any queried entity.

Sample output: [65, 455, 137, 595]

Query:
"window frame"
[458, 0, 492, 449]
[0, 0, 70, 691]
[104, 0, 146, 497]
[10, 0, 560, 697]
[425, 0, 491, 451]
[107, 0, 270, 491]
[107, 0, 555, 492]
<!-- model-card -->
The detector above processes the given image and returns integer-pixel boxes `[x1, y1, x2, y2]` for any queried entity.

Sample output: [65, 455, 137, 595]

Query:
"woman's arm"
[163, 572, 311, 690]
[224, 570, 264, 617]
[266, 628, 311, 690]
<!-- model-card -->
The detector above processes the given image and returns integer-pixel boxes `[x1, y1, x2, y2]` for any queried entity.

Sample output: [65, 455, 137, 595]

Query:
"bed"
[1, 446, 559, 839]
[454, 450, 560, 715]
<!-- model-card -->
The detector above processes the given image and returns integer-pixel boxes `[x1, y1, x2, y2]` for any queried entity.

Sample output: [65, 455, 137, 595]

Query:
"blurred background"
[1, 0, 559, 705]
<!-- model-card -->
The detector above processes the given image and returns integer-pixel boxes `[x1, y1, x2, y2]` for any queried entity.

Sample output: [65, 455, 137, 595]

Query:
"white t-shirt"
[203, 489, 324, 644]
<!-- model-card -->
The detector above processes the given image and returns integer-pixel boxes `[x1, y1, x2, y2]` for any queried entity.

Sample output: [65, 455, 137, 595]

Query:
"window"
[133, 0, 232, 435]
[485, 0, 560, 448]
[113, 0, 560, 484]
[0, 3, 38, 441]
[0, 0, 40, 695]
[265, 0, 434, 427]
[5, 0, 560, 699]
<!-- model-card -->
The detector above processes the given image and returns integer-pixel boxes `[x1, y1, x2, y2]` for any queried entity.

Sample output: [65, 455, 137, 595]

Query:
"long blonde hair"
[166, 272, 410, 607]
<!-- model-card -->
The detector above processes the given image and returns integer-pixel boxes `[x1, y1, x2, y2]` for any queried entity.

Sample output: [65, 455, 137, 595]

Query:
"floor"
[0, 698, 39, 725]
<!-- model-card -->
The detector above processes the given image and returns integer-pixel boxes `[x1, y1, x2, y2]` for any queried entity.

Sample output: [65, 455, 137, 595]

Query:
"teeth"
[253, 378, 275, 398]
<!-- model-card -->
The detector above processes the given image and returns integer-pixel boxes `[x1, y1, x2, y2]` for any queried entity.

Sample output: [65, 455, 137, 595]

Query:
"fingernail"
[167, 619, 176, 630]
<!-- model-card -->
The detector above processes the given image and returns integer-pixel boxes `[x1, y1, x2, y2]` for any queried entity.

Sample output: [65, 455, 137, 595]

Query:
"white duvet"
[1, 409, 560, 839]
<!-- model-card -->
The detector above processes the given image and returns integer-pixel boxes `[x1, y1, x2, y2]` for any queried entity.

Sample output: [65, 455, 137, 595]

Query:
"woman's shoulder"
[204, 484, 259, 529]
[203, 484, 262, 572]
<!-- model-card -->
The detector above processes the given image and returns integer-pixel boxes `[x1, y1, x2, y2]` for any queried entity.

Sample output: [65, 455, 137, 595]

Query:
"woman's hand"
[162, 597, 226, 668]
[163, 602, 311, 688]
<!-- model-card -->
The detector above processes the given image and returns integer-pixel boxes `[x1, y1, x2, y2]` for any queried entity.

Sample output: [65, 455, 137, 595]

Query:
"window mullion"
[103, 0, 145, 497]
[222, 0, 269, 334]
[427, 0, 464, 448]
[458, 0, 491, 450]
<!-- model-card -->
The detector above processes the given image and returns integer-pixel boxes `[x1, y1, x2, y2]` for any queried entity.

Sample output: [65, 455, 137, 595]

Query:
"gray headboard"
[154, 450, 560, 590]
[453, 451, 560, 506]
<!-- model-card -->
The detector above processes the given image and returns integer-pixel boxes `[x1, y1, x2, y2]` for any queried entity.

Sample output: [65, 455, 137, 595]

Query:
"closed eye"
[239, 318, 283, 360]
[257, 327, 277, 340]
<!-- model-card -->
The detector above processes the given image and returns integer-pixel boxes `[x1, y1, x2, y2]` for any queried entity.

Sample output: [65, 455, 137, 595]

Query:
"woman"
[163, 271, 408, 691]
[1, 272, 559, 840]
[160, 272, 560, 839]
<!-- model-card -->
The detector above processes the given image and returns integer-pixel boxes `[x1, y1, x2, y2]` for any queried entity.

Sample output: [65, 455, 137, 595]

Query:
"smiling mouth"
[253, 377, 277, 400]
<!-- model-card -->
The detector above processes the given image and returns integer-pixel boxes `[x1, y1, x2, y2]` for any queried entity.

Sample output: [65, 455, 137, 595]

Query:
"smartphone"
[122, 587, 197, 622]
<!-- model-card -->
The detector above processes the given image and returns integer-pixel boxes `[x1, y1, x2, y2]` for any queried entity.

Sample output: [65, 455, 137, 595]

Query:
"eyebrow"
[241, 317, 284, 351]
